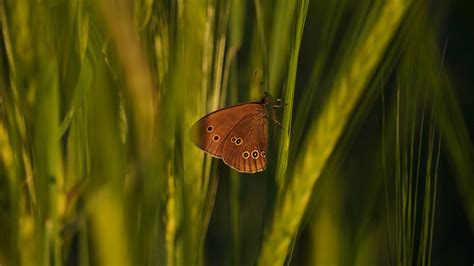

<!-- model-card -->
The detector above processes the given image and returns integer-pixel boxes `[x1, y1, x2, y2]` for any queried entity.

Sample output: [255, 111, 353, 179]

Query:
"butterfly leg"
[266, 110, 284, 129]
[273, 117, 283, 127]
[271, 99, 288, 108]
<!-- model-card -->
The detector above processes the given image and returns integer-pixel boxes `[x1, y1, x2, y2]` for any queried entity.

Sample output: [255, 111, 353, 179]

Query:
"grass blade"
[258, 1, 412, 264]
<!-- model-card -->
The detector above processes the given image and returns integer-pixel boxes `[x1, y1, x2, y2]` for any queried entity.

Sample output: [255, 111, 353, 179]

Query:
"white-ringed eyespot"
[235, 138, 243, 145]
[251, 150, 259, 159]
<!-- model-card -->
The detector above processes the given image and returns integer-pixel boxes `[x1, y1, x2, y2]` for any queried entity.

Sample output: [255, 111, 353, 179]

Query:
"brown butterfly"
[189, 94, 280, 173]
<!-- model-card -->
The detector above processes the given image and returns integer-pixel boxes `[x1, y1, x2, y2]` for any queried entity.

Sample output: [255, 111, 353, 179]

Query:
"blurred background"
[0, 0, 473, 265]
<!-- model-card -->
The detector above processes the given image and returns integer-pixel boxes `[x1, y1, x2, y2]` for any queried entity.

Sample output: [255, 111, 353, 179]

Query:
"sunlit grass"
[258, 0, 411, 264]
[0, 0, 472, 265]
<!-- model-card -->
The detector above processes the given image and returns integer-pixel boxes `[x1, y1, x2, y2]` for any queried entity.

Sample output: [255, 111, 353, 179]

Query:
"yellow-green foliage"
[0, 0, 472, 266]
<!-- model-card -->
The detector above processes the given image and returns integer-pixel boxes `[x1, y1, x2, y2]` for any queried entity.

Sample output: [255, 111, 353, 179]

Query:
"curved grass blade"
[258, 1, 412, 264]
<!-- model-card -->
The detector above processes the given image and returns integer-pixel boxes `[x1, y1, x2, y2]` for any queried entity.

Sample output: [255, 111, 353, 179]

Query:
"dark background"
[435, 0, 474, 264]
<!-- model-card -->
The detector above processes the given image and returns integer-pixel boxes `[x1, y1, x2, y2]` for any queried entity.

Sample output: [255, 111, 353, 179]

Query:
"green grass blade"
[0, 1, 472, 265]
[274, 0, 308, 190]
[258, 1, 412, 264]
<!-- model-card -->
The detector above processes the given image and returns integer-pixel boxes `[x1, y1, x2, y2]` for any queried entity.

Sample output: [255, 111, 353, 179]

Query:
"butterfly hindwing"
[189, 103, 263, 158]
[221, 112, 268, 173]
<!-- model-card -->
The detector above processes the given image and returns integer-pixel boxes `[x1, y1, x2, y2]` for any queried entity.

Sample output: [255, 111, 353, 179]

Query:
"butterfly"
[189, 94, 281, 173]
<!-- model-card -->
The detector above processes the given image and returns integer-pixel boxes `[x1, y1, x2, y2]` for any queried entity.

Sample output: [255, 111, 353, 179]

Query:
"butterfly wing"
[189, 103, 263, 158]
[221, 111, 268, 173]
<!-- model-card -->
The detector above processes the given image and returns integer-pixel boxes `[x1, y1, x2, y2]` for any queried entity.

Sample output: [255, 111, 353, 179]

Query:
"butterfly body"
[189, 99, 269, 173]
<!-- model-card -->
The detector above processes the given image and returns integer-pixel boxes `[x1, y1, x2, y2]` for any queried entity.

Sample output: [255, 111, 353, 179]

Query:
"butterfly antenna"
[254, 70, 265, 98]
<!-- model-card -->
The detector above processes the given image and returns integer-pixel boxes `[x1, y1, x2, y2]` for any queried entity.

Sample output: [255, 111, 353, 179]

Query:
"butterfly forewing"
[221, 113, 268, 173]
[189, 103, 264, 158]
